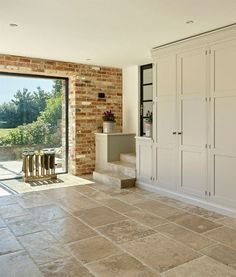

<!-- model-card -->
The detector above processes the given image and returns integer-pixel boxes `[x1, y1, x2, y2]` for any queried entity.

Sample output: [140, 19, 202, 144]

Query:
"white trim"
[136, 180, 236, 219]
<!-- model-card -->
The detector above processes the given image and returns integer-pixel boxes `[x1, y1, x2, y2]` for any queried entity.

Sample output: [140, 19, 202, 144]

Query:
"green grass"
[0, 128, 14, 138]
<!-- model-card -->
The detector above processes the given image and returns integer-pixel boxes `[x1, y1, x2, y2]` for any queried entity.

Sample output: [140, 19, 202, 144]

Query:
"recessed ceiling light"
[186, 20, 194, 24]
[86, 58, 91, 61]
[9, 23, 18, 27]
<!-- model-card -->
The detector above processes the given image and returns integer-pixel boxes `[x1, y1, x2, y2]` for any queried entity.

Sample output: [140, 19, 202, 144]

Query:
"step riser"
[107, 163, 136, 178]
[93, 171, 135, 189]
[120, 154, 136, 165]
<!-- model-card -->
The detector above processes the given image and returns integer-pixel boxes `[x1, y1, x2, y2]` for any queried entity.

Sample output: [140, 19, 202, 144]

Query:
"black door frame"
[0, 71, 69, 181]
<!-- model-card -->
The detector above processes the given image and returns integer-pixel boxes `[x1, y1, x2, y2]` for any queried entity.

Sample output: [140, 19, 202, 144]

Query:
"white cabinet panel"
[154, 54, 177, 190]
[181, 151, 206, 196]
[214, 97, 236, 151]
[156, 147, 176, 190]
[178, 48, 208, 198]
[213, 155, 236, 208]
[181, 51, 206, 95]
[212, 40, 236, 93]
[181, 98, 207, 147]
[209, 39, 236, 209]
[156, 55, 176, 97]
[157, 100, 175, 144]
[136, 138, 153, 183]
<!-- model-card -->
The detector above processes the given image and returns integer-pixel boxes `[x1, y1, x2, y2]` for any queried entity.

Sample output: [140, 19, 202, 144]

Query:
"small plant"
[103, 110, 115, 122]
[145, 110, 153, 124]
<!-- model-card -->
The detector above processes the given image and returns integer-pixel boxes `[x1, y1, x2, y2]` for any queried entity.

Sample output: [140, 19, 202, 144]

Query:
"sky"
[0, 75, 55, 104]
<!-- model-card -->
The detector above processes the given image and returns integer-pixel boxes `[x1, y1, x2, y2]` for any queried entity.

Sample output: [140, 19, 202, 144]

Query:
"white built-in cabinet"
[136, 26, 236, 213]
[136, 137, 153, 183]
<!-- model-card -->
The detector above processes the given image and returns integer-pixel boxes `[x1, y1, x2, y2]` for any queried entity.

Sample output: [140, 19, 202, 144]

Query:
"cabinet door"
[177, 48, 208, 198]
[154, 55, 177, 190]
[136, 139, 153, 183]
[209, 39, 236, 209]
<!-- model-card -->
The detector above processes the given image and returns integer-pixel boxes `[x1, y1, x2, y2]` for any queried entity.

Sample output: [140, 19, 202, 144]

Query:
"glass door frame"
[140, 64, 153, 136]
[0, 71, 69, 181]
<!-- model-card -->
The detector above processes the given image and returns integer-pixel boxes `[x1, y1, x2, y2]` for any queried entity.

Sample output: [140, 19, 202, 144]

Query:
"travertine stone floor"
[0, 179, 236, 276]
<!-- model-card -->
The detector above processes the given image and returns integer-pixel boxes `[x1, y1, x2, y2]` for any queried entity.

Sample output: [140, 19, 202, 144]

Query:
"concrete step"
[93, 170, 135, 189]
[107, 161, 136, 178]
[120, 153, 136, 165]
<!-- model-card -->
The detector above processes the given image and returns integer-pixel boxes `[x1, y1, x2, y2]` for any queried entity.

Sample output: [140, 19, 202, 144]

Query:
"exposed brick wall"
[0, 54, 122, 175]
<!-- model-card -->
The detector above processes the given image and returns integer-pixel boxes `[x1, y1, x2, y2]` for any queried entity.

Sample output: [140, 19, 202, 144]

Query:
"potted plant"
[144, 110, 153, 137]
[102, 110, 116, 133]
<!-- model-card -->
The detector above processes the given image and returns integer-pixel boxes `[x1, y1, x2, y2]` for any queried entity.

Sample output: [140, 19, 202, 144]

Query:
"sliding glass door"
[0, 73, 68, 180]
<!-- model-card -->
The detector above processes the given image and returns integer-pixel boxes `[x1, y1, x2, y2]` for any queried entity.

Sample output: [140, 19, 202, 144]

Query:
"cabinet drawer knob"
[172, 132, 177, 135]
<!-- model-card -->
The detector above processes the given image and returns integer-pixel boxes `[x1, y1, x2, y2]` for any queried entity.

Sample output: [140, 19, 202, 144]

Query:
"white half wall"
[122, 65, 139, 135]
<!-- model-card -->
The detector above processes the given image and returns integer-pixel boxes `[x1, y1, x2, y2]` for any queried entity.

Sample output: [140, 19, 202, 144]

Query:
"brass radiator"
[22, 149, 57, 182]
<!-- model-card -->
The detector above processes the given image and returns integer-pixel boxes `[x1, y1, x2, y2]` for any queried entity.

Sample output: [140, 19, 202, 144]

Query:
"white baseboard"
[136, 181, 236, 219]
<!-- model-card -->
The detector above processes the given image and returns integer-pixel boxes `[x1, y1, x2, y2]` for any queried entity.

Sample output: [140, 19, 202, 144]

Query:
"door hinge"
[205, 191, 207, 196]
[205, 97, 208, 102]
[205, 144, 207, 149]
[205, 50, 207, 55]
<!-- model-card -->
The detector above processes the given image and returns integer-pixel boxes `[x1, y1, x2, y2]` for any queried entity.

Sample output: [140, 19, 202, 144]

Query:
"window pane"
[143, 85, 153, 100]
[143, 68, 152, 84]
[143, 102, 153, 116]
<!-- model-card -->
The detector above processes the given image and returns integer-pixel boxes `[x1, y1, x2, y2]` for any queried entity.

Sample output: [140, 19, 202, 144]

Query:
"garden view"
[0, 76, 66, 179]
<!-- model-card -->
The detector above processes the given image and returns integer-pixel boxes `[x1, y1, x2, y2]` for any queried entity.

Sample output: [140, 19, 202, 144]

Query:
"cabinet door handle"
[178, 132, 182, 135]
[172, 132, 177, 135]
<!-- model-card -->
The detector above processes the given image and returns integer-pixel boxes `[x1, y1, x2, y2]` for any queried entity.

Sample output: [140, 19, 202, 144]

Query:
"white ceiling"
[0, 0, 236, 68]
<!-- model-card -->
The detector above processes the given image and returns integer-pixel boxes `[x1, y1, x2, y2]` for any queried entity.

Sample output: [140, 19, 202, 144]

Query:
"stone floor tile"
[125, 187, 153, 195]
[28, 203, 69, 223]
[74, 206, 126, 228]
[147, 194, 194, 210]
[98, 219, 156, 244]
[0, 217, 6, 228]
[72, 185, 97, 195]
[121, 233, 200, 273]
[169, 212, 222, 233]
[42, 216, 97, 243]
[0, 251, 43, 277]
[5, 214, 44, 236]
[135, 199, 185, 219]
[0, 203, 29, 219]
[18, 230, 57, 251]
[67, 235, 122, 264]
[27, 243, 70, 265]
[155, 223, 215, 250]
[17, 192, 53, 208]
[39, 257, 93, 277]
[185, 206, 225, 221]
[162, 256, 236, 277]
[0, 228, 23, 255]
[57, 195, 101, 213]
[204, 226, 236, 249]
[217, 217, 236, 230]
[0, 195, 17, 206]
[78, 190, 113, 202]
[124, 209, 167, 227]
[114, 191, 148, 204]
[201, 244, 236, 268]
[101, 198, 137, 213]
[87, 253, 159, 277]
[41, 187, 78, 200]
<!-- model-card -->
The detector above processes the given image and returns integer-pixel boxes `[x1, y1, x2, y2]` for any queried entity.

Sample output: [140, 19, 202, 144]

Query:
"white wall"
[122, 65, 139, 135]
